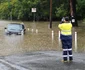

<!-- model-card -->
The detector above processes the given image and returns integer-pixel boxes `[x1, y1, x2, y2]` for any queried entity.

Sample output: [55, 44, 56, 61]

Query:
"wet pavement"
[0, 51, 85, 70]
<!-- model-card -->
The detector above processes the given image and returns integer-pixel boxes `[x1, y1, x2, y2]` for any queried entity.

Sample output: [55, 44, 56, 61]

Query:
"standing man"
[58, 17, 73, 62]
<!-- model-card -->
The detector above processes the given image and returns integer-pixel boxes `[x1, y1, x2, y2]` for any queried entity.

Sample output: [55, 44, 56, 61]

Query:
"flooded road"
[0, 20, 85, 56]
[0, 20, 60, 56]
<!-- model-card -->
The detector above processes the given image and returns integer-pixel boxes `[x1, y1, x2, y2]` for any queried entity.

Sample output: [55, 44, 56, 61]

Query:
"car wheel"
[9, 32, 12, 35]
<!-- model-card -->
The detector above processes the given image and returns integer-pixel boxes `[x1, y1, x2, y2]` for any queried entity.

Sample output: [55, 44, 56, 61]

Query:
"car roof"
[8, 23, 23, 25]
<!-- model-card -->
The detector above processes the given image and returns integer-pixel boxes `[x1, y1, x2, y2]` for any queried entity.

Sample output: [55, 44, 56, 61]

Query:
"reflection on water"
[0, 20, 85, 56]
[5, 35, 24, 45]
[0, 21, 60, 56]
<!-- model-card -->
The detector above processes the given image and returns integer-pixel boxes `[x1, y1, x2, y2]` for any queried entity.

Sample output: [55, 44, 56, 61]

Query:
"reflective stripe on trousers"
[63, 48, 73, 61]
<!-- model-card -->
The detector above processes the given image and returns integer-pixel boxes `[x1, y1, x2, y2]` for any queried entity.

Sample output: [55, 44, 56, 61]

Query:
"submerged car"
[5, 23, 26, 35]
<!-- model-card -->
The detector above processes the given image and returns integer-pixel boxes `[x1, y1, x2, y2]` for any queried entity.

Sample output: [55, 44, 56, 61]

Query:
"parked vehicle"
[5, 23, 26, 35]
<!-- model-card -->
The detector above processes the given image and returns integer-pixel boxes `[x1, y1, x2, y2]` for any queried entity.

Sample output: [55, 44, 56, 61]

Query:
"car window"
[7, 24, 22, 30]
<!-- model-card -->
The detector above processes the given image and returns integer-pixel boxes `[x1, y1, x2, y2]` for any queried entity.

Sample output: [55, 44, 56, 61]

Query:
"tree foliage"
[0, 0, 85, 21]
[55, 4, 68, 18]
[76, 0, 85, 19]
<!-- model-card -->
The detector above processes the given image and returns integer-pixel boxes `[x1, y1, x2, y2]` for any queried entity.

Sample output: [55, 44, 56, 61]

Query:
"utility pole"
[70, 0, 78, 27]
[50, 0, 52, 28]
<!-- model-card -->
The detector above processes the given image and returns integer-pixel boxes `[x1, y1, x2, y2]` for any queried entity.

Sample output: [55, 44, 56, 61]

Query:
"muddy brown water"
[0, 21, 59, 56]
[0, 20, 85, 56]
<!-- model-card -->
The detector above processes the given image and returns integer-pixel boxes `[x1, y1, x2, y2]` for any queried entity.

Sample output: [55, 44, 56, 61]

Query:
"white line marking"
[0, 63, 10, 70]
[0, 59, 29, 70]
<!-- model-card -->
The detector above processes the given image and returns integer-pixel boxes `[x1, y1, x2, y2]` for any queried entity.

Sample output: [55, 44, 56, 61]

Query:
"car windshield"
[7, 24, 22, 30]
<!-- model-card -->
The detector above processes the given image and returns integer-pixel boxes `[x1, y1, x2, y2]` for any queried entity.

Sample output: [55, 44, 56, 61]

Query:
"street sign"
[32, 8, 36, 12]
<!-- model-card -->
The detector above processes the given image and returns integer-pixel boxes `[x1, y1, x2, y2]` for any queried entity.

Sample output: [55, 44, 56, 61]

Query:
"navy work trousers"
[60, 34, 73, 61]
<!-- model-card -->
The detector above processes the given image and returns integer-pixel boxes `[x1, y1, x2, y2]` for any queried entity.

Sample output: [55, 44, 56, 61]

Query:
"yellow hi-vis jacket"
[58, 23, 72, 35]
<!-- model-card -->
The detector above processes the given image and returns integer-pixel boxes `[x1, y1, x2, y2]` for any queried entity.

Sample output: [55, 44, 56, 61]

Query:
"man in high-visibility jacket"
[58, 17, 73, 62]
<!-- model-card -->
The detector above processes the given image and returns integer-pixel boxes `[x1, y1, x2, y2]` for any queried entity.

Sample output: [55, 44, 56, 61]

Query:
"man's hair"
[65, 17, 69, 21]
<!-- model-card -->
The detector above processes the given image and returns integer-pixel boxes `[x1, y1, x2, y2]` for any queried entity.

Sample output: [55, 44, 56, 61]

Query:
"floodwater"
[0, 20, 59, 56]
[0, 20, 85, 56]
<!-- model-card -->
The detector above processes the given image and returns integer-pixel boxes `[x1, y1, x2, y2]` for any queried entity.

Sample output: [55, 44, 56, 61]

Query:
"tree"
[55, 4, 68, 18]
[76, 0, 85, 19]
[0, 0, 85, 21]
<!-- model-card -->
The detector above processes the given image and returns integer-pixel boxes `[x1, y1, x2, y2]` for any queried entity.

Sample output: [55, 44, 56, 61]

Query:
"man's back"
[58, 23, 72, 35]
